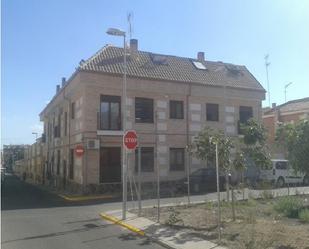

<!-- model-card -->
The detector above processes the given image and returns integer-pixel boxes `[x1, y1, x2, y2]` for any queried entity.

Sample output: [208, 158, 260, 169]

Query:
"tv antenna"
[127, 11, 134, 40]
[264, 54, 271, 107]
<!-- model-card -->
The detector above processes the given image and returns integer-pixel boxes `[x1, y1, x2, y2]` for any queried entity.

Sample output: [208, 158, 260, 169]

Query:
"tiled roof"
[264, 97, 309, 115]
[80, 45, 265, 91]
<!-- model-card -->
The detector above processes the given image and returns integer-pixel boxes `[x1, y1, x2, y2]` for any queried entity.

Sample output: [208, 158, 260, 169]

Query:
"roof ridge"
[80, 44, 112, 69]
[105, 45, 246, 67]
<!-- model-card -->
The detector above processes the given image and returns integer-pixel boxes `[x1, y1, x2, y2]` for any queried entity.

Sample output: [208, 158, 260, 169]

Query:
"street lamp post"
[106, 28, 127, 220]
[284, 82, 293, 103]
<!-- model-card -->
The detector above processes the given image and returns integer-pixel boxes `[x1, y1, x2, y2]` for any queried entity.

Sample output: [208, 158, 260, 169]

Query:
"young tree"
[192, 119, 271, 190]
[276, 120, 309, 175]
[241, 118, 272, 170]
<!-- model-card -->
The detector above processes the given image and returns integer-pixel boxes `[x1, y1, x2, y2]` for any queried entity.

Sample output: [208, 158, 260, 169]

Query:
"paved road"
[1, 175, 164, 249]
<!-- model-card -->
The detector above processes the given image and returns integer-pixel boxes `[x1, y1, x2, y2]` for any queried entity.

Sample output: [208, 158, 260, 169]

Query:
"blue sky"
[1, 0, 309, 145]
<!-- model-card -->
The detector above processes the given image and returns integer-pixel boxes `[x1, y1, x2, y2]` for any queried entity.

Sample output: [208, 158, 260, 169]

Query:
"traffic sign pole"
[123, 130, 138, 220]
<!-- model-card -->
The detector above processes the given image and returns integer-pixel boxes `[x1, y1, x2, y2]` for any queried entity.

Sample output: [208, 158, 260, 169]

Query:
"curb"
[99, 213, 145, 236]
[99, 212, 175, 249]
[59, 194, 115, 202]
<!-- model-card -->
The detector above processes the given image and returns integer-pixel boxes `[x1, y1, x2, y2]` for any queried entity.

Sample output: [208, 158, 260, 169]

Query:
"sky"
[1, 0, 309, 145]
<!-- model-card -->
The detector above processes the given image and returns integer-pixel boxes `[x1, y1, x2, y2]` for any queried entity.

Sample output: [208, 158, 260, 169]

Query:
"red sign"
[123, 130, 138, 150]
[75, 144, 84, 157]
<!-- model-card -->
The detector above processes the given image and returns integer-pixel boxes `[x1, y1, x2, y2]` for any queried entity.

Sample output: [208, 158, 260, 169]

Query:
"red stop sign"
[123, 130, 138, 150]
[75, 144, 84, 157]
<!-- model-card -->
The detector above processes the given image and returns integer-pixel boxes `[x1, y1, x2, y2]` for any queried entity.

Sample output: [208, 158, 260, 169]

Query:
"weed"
[166, 207, 184, 225]
[274, 196, 303, 218]
[299, 209, 309, 223]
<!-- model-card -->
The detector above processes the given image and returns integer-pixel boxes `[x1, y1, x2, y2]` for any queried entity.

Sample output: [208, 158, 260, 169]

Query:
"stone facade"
[38, 69, 264, 192]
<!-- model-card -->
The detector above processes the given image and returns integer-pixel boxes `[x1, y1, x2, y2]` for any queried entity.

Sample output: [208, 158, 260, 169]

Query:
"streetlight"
[284, 82, 293, 103]
[106, 27, 127, 220]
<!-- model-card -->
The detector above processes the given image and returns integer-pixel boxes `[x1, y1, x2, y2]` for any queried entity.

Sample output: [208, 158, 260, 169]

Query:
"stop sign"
[75, 144, 84, 157]
[123, 130, 138, 150]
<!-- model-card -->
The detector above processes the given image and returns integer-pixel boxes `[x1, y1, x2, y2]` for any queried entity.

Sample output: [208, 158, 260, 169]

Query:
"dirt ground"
[133, 195, 309, 249]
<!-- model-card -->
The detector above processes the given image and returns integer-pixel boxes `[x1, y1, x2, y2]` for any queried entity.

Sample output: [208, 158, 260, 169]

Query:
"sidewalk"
[100, 210, 227, 249]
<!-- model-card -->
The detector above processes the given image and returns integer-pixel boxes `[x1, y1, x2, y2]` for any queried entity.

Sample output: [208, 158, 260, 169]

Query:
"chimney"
[130, 39, 138, 52]
[197, 52, 205, 61]
[56, 85, 60, 94]
[272, 103, 276, 109]
[61, 77, 66, 87]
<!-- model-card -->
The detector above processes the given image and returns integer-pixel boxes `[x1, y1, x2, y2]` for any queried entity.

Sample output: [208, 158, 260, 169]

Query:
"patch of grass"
[299, 209, 309, 223]
[273, 196, 303, 218]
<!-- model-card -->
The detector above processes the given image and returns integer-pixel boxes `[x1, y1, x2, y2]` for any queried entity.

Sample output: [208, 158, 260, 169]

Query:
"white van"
[260, 159, 309, 187]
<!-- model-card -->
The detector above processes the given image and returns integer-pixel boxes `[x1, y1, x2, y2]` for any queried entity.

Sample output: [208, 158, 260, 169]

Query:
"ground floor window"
[170, 148, 185, 171]
[135, 147, 154, 172]
[69, 149, 74, 179]
[56, 150, 61, 175]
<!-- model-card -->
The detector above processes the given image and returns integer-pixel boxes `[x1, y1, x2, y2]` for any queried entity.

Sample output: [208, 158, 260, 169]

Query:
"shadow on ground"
[1, 175, 121, 211]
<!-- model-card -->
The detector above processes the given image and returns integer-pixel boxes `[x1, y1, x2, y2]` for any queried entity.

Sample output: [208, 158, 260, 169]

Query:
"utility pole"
[264, 54, 271, 107]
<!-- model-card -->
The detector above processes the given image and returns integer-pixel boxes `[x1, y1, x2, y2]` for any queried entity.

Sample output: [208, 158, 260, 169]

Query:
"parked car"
[175, 168, 226, 194]
[259, 159, 309, 187]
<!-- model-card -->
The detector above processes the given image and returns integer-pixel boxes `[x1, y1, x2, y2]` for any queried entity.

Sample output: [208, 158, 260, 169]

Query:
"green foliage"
[299, 209, 309, 223]
[192, 119, 271, 173]
[276, 120, 309, 175]
[241, 118, 267, 146]
[273, 197, 303, 218]
[193, 127, 233, 171]
[245, 146, 272, 169]
[233, 151, 246, 171]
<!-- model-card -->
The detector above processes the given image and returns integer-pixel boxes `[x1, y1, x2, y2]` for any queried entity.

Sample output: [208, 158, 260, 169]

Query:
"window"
[192, 60, 207, 70]
[58, 113, 61, 137]
[135, 147, 154, 172]
[56, 150, 60, 175]
[170, 148, 185, 171]
[275, 161, 288, 170]
[238, 106, 253, 134]
[71, 102, 75, 119]
[100, 95, 121, 130]
[170, 100, 184, 119]
[135, 98, 154, 123]
[206, 103, 219, 121]
[69, 149, 74, 179]
[64, 112, 67, 136]
[239, 106, 253, 123]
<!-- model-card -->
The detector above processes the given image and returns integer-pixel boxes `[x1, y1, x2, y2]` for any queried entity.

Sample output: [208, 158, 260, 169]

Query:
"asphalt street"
[1, 175, 164, 249]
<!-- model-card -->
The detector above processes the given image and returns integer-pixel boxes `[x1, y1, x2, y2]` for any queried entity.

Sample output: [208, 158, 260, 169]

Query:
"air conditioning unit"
[86, 139, 100, 149]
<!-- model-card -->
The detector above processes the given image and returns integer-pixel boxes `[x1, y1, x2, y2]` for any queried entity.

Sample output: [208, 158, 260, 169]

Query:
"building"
[2, 144, 28, 172]
[263, 97, 309, 156]
[39, 39, 265, 193]
[13, 140, 44, 184]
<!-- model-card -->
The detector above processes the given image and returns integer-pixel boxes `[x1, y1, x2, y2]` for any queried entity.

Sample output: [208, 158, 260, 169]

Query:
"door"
[100, 147, 121, 183]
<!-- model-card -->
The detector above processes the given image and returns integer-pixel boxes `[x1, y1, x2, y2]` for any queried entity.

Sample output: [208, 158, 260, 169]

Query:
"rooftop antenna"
[264, 54, 271, 107]
[127, 11, 134, 41]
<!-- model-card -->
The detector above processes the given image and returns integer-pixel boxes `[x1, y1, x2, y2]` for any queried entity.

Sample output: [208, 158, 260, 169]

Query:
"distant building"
[263, 97, 309, 156]
[36, 39, 265, 193]
[2, 144, 28, 171]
